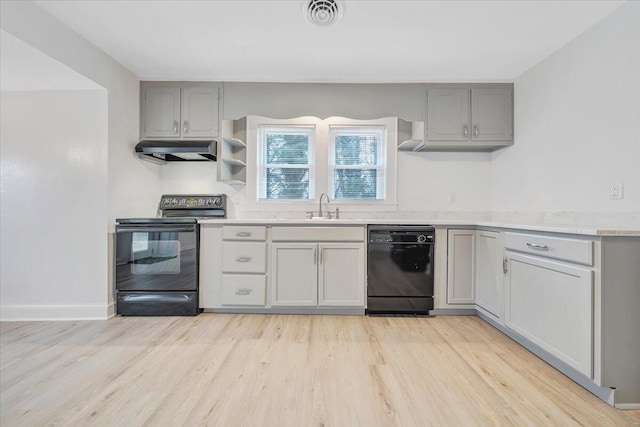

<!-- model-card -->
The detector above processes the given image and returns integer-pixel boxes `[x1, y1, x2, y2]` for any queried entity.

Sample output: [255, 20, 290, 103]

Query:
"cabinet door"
[318, 243, 365, 307]
[471, 88, 513, 141]
[199, 225, 223, 309]
[475, 231, 503, 320]
[426, 89, 470, 141]
[447, 229, 475, 305]
[144, 86, 181, 138]
[505, 252, 593, 378]
[181, 86, 219, 138]
[271, 243, 318, 306]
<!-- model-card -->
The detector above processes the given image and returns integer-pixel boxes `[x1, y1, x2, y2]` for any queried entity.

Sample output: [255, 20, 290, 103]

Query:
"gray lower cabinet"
[142, 82, 220, 139]
[425, 84, 513, 151]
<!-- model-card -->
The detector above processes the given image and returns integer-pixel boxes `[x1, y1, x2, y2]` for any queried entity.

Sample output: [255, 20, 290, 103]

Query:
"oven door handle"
[116, 226, 195, 233]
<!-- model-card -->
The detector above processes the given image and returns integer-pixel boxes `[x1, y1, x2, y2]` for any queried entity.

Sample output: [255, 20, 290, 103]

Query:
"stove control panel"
[159, 194, 226, 212]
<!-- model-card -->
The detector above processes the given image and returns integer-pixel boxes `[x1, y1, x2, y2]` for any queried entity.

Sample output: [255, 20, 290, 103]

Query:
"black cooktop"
[115, 218, 198, 225]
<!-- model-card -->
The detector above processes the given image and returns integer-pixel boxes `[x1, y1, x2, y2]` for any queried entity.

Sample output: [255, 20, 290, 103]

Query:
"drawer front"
[223, 226, 267, 241]
[222, 242, 267, 273]
[271, 226, 365, 242]
[221, 274, 266, 306]
[504, 232, 593, 266]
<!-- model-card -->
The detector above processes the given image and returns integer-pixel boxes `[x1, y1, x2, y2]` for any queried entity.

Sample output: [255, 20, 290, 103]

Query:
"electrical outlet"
[609, 183, 624, 200]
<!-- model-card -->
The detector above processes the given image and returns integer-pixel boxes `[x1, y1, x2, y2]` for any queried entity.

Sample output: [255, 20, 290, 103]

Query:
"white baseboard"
[0, 304, 112, 321]
[615, 403, 640, 410]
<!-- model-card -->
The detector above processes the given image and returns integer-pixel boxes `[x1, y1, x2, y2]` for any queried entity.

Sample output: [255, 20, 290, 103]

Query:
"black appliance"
[114, 194, 226, 316]
[367, 225, 435, 315]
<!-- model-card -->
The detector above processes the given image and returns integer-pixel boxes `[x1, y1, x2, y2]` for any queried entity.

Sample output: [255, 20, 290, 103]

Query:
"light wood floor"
[1, 315, 638, 426]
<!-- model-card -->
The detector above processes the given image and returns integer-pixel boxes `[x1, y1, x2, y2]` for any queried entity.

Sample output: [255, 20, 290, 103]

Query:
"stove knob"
[163, 198, 170, 205]
[213, 198, 222, 206]
[206, 199, 214, 206]
[418, 235, 427, 243]
[171, 198, 178, 206]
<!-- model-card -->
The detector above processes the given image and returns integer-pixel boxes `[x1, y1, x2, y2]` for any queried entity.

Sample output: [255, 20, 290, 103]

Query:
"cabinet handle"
[526, 243, 549, 251]
[173, 120, 178, 134]
[236, 232, 252, 237]
[463, 125, 469, 138]
[313, 247, 317, 264]
[236, 257, 252, 262]
[235, 289, 252, 295]
[473, 125, 479, 138]
[183, 120, 189, 134]
[319, 248, 323, 264]
[503, 257, 508, 275]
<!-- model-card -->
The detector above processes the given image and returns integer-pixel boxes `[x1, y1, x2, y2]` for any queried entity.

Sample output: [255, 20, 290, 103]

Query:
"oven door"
[115, 224, 198, 292]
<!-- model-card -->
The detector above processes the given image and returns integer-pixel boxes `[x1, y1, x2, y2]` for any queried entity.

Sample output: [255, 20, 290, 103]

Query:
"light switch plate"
[609, 183, 624, 200]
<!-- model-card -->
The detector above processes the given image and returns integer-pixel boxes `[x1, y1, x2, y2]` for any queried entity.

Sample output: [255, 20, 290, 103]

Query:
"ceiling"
[35, 0, 623, 83]
[0, 30, 104, 91]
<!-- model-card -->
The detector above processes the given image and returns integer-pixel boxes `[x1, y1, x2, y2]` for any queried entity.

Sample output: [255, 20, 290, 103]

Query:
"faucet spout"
[319, 193, 330, 218]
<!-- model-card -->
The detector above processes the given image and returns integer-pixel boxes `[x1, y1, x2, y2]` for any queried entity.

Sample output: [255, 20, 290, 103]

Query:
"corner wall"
[491, 1, 640, 225]
[1, 1, 156, 319]
[1, 91, 109, 320]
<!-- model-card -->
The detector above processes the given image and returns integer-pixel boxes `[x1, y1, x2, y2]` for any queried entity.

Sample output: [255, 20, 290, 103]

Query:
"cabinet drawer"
[271, 227, 365, 242]
[222, 242, 266, 273]
[504, 232, 593, 266]
[223, 226, 267, 241]
[221, 274, 266, 306]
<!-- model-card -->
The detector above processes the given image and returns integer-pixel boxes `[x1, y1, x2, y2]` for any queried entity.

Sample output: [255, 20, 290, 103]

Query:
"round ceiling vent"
[304, 0, 343, 27]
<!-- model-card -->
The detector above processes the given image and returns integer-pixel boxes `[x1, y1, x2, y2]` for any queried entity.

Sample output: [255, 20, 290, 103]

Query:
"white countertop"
[197, 218, 640, 236]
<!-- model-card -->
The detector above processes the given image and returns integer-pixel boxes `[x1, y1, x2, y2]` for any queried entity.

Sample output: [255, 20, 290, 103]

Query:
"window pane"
[266, 168, 310, 199]
[266, 133, 309, 165]
[333, 169, 377, 200]
[335, 134, 377, 166]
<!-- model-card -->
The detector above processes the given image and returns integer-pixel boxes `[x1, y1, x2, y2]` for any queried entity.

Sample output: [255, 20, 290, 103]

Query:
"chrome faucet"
[319, 193, 330, 218]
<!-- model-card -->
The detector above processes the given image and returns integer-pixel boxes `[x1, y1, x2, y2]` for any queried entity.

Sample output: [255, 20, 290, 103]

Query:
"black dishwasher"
[367, 226, 435, 315]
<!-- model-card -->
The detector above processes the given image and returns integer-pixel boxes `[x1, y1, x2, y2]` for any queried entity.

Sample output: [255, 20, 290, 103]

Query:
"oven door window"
[115, 229, 198, 292]
[131, 234, 180, 275]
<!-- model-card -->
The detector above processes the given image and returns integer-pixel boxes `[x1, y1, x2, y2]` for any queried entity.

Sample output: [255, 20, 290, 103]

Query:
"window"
[248, 116, 396, 210]
[258, 126, 315, 200]
[329, 126, 386, 200]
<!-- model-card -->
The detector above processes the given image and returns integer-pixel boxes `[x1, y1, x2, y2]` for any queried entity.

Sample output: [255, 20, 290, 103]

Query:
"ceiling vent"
[304, 0, 343, 27]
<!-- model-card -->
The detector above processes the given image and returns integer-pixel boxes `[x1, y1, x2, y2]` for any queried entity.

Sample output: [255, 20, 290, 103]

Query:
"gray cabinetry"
[142, 82, 220, 139]
[143, 86, 181, 138]
[425, 84, 513, 151]
[471, 88, 513, 141]
[426, 89, 469, 141]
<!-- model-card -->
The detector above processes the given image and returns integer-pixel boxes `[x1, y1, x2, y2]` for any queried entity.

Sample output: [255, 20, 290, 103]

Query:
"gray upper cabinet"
[181, 86, 219, 138]
[144, 86, 181, 138]
[142, 82, 220, 139]
[424, 84, 513, 151]
[471, 88, 513, 142]
[426, 89, 470, 141]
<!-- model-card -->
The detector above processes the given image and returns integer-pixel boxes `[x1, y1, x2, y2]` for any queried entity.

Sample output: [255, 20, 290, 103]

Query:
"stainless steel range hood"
[135, 140, 217, 164]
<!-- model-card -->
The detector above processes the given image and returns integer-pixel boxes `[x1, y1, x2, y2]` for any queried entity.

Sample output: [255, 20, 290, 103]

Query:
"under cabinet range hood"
[135, 140, 217, 164]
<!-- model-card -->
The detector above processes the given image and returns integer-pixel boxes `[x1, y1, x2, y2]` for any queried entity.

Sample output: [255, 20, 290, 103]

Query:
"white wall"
[157, 151, 493, 219]
[1, 91, 109, 320]
[1, 1, 157, 319]
[491, 1, 640, 225]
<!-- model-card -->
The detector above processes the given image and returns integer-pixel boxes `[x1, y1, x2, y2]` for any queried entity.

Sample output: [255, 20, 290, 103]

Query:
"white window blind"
[329, 126, 386, 200]
[258, 126, 315, 200]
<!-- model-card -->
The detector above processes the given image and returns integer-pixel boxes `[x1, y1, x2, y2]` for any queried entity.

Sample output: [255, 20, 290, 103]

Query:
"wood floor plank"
[1, 314, 638, 426]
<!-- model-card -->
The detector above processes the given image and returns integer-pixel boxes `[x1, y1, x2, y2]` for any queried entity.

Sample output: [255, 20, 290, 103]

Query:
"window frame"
[245, 116, 397, 212]
[257, 125, 316, 201]
[328, 125, 387, 201]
